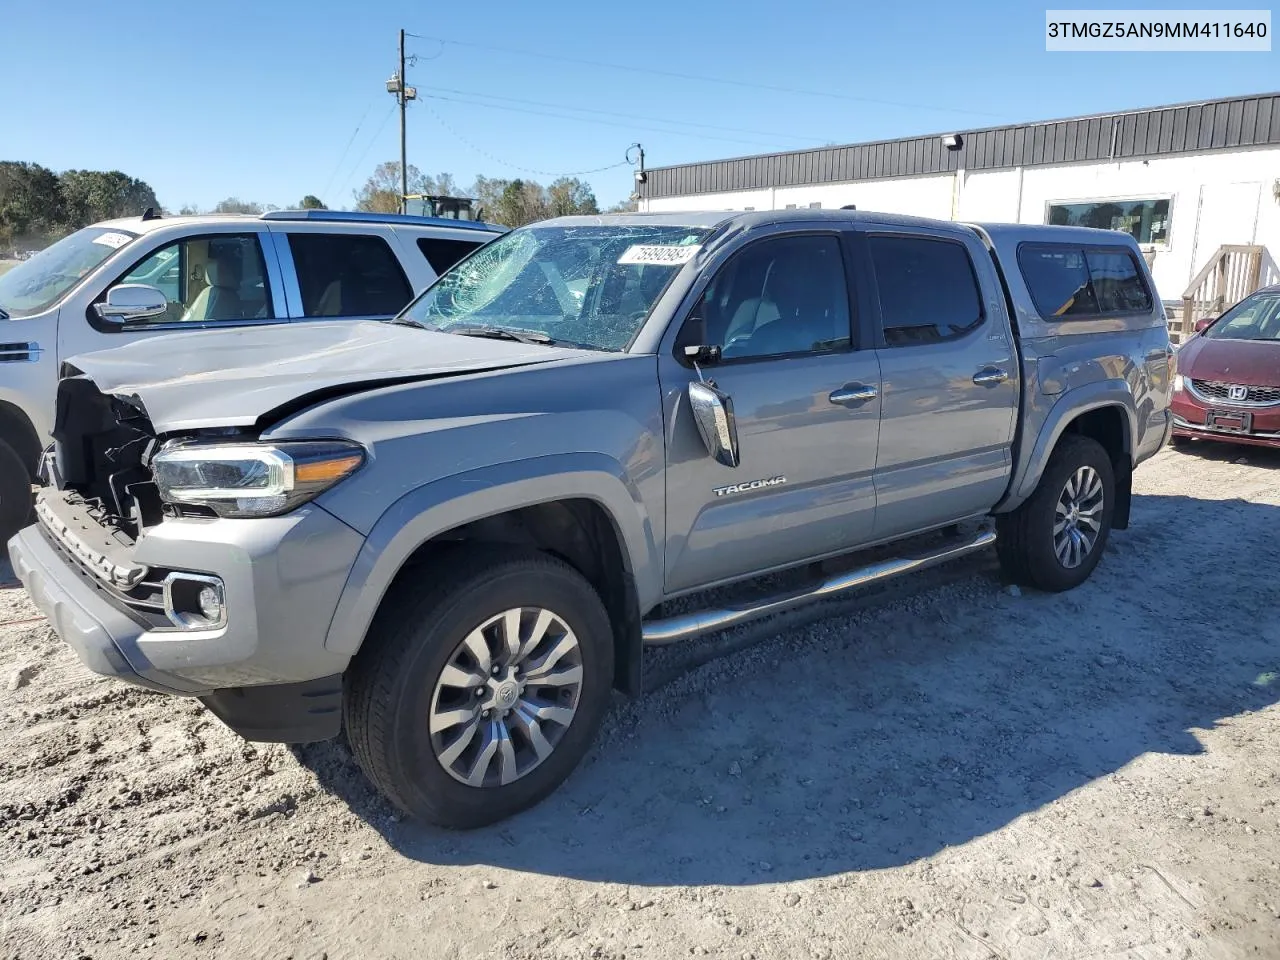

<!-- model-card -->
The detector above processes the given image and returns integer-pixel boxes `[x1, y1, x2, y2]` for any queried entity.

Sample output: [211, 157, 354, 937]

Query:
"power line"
[332, 103, 397, 202]
[319, 100, 376, 204]
[422, 92, 794, 150]
[418, 84, 831, 145]
[421, 101, 631, 178]
[406, 32, 1004, 119]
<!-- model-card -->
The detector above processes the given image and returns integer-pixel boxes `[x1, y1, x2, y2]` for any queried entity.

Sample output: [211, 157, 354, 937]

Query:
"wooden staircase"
[1173, 245, 1266, 343]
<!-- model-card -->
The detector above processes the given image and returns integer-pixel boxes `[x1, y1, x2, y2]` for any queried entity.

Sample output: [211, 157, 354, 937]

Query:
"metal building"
[637, 92, 1280, 326]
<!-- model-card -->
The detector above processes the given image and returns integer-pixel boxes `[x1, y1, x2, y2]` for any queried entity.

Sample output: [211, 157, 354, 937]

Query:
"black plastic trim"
[200, 674, 343, 743]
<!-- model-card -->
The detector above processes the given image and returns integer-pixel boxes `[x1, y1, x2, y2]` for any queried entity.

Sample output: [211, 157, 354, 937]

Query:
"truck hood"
[1178, 335, 1280, 386]
[65, 320, 595, 433]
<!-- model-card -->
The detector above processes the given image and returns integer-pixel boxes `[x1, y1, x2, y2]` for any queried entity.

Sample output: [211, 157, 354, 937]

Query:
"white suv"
[0, 210, 506, 540]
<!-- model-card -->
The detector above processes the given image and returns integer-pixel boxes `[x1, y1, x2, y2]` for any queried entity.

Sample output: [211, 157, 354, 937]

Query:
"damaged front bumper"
[7, 488, 366, 742]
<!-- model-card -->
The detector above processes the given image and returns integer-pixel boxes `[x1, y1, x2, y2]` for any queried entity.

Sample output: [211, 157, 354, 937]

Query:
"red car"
[1171, 284, 1280, 450]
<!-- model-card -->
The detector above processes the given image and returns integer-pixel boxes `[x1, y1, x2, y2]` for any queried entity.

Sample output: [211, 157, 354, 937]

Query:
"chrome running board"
[641, 528, 997, 646]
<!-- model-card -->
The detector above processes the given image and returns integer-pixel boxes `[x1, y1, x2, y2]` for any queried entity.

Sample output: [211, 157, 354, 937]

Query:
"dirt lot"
[2, 442, 1279, 960]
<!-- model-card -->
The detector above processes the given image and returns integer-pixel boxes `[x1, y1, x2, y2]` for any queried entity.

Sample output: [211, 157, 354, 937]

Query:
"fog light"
[162, 573, 227, 630]
[198, 585, 223, 622]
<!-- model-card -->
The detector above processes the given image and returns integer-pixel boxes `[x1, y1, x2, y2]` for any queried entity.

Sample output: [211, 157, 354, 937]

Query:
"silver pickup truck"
[8, 210, 1173, 828]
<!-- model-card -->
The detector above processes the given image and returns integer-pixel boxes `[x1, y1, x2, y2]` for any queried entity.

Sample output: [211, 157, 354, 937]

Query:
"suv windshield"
[398, 224, 710, 351]
[1205, 292, 1280, 342]
[0, 226, 137, 318]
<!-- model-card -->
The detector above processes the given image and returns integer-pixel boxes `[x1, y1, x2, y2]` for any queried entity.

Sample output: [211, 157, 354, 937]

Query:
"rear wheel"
[0, 440, 33, 546]
[997, 435, 1115, 592]
[344, 546, 614, 828]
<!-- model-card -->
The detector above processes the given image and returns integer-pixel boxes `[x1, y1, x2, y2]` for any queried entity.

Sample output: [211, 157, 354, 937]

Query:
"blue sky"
[2, 0, 1276, 212]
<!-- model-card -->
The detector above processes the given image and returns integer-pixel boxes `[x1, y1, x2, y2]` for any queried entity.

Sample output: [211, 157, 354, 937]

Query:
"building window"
[809, 202, 822, 209]
[1045, 198, 1170, 247]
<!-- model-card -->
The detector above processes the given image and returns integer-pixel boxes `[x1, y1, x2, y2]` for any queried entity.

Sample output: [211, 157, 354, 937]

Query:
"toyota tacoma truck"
[8, 210, 1173, 828]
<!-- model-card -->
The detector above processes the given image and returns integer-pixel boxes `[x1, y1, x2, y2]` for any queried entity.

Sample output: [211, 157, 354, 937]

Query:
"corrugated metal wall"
[641, 93, 1280, 199]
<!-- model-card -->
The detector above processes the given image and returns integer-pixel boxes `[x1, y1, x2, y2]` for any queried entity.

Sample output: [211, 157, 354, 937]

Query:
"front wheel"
[0, 440, 33, 546]
[344, 547, 614, 828]
[997, 435, 1115, 592]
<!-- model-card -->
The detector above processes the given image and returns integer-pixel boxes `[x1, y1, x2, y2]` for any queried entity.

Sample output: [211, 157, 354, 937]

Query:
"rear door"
[658, 229, 882, 594]
[267, 227, 415, 322]
[860, 226, 1018, 539]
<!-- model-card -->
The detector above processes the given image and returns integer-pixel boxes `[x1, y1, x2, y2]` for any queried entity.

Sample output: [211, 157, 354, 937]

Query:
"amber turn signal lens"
[295, 455, 363, 484]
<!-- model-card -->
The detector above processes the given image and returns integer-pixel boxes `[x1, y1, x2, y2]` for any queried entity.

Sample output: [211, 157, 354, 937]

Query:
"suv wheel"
[996, 435, 1115, 592]
[344, 547, 614, 828]
[0, 440, 33, 546]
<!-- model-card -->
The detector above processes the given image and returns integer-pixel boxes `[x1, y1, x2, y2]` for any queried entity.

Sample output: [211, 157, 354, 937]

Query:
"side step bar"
[640, 528, 997, 646]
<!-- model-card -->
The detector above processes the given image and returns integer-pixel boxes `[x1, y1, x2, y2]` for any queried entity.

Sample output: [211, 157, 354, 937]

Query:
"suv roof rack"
[259, 209, 504, 232]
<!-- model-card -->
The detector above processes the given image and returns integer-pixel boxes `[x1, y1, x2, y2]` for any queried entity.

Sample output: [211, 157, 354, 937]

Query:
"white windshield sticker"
[91, 232, 133, 249]
[617, 244, 702, 266]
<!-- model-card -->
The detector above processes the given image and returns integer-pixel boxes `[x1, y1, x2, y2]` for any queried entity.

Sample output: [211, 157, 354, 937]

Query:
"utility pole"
[386, 30, 417, 214]
[398, 29, 407, 214]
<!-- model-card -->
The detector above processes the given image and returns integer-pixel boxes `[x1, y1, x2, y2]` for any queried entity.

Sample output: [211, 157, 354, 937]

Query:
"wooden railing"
[1176, 245, 1265, 342]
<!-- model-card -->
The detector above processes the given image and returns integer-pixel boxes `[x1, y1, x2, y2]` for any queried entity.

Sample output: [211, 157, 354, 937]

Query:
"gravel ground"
[2, 441, 1279, 960]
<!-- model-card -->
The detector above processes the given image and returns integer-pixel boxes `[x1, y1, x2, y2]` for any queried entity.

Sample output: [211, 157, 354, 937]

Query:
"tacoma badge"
[713, 476, 787, 497]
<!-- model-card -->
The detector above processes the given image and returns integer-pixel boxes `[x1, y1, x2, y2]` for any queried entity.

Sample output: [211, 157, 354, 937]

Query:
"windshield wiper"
[448, 325, 554, 345]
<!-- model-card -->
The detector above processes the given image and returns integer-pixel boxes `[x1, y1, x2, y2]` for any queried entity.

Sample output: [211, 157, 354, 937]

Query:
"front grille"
[1191, 380, 1280, 406]
[38, 523, 172, 630]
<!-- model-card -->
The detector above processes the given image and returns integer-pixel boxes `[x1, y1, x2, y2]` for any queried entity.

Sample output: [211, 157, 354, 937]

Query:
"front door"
[658, 232, 882, 594]
[860, 229, 1019, 539]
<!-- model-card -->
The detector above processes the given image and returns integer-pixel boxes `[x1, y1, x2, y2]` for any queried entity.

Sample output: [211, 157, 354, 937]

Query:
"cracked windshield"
[399, 224, 708, 350]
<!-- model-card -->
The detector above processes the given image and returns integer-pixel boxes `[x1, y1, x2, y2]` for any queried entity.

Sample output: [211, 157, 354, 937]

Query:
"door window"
[688, 234, 851, 361]
[416, 237, 485, 275]
[112, 234, 271, 324]
[868, 234, 984, 345]
[287, 233, 412, 317]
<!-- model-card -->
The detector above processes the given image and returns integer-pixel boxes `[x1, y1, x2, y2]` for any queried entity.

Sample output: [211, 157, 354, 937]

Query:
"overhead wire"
[331, 103, 397, 202]
[319, 99, 376, 204]
[406, 32, 1005, 119]
[419, 84, 831, 145]
[422, 92, 797, 150]
[419, 101, 631, 177]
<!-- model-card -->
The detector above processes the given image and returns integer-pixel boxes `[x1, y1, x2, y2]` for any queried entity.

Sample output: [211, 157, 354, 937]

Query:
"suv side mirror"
[95, 284, 168, 323]
[688, 379, 740, 468]
[1194, 316, 1217, 334]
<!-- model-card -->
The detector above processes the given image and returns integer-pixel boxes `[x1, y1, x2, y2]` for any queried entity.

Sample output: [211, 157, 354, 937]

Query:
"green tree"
[299, 195, 327, 210]
[58, 169, 159, 224]
[546, 177, 599, 217]
[213, 197, 264, 215]
[604, 198, 638, 214]
[0, 161, 65, 247]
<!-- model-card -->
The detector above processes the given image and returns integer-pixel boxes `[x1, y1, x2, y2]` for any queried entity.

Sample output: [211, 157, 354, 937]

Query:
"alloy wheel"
[428, 607, 583, 788]
[1053, 465, 1105, 569]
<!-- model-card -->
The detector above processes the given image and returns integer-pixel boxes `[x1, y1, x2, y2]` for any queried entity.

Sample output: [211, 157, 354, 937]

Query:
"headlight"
[151, 440, 364, 518]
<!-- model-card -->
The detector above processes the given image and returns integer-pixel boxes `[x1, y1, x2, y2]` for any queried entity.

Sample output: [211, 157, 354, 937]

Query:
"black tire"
[344, 546, 614, 829]
[0, 440, 33, 547]
[996, 435, 1115, 592]
[1168, 432, 1191, 447]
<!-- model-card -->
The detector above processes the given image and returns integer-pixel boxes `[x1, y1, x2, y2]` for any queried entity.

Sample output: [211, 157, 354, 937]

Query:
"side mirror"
[95, 284, 168, 323]
[688, 379, 740, 467]
[1194, 316, 1217, 334]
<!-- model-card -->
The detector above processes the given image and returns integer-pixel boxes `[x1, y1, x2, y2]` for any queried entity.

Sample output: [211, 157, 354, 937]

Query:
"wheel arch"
[324, 454, 658, 696]
[1000, 384, 1136, 525]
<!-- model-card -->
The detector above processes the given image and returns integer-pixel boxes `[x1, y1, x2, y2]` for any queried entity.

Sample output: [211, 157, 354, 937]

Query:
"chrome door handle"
[829, 383, 878, 406]
[973, 367, 1009, 386]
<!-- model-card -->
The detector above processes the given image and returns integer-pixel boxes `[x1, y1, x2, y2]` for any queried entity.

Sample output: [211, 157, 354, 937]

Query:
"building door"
[1189, 182, 1262, 283]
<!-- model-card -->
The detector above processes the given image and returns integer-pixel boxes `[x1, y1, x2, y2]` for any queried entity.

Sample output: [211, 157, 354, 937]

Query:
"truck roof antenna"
[141, 207, 161, 221]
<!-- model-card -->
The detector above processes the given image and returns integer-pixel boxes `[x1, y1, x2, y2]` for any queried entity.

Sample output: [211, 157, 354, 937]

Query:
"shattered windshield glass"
[397, 223, 710, 351]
